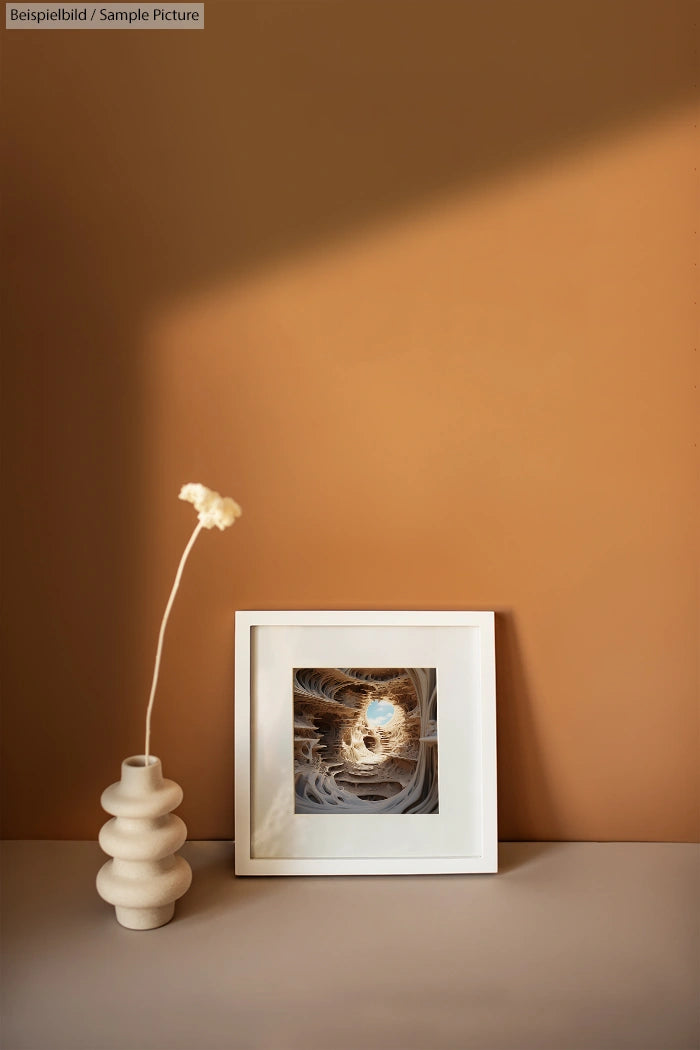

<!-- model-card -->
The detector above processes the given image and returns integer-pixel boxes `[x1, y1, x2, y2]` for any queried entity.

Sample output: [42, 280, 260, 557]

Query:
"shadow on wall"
[495, 612, 561, 841]
[1, 0, 697, 836]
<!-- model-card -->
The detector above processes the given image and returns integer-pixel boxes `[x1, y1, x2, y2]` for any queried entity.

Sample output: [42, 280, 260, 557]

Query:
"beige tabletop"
[1, 841, 698, 1050]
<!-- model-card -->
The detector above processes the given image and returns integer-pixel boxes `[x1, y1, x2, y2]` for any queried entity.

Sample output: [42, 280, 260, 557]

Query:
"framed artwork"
[234, 611, 497, 875]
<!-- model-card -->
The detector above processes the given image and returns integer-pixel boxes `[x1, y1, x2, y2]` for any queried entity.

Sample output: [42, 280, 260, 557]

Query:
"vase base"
[115, 903, 175, 930]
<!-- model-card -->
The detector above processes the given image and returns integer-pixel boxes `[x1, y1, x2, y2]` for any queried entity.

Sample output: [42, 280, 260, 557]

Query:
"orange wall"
[2, 2, 698, 841]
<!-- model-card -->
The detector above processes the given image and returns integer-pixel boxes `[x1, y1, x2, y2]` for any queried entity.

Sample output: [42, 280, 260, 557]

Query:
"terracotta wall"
[2, 1, 697, 840]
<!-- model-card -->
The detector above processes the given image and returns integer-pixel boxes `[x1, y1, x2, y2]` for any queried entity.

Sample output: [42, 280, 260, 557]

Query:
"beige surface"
[1, 841, 698, 1050]
[2, 2, 699, 842]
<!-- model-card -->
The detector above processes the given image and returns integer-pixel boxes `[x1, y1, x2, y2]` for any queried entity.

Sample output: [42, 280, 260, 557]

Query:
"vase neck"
[120, 755, 163, 793]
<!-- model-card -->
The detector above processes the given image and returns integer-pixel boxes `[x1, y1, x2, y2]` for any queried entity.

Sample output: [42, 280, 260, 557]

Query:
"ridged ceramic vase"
[96, 756, 192, 930]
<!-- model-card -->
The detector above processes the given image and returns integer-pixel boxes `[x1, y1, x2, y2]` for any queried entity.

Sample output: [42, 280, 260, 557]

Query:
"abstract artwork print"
[293, 668, 438, 813]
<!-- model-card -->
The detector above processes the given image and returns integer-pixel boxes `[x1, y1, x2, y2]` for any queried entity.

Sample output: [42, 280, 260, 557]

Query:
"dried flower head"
[179, 483, 242, 531]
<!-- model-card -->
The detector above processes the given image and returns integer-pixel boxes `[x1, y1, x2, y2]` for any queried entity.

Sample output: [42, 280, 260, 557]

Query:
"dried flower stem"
[144, 521, 204, 763]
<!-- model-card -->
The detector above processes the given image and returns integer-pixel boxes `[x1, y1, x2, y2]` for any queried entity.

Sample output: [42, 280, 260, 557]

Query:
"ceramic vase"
[96, 755, 192, 930]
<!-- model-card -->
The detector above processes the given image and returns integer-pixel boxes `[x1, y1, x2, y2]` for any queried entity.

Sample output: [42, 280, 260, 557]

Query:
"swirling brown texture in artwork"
[294, 668, 438, 813]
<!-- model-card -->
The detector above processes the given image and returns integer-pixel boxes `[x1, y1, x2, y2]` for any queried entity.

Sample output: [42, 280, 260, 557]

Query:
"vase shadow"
[176, 842, 284, 921]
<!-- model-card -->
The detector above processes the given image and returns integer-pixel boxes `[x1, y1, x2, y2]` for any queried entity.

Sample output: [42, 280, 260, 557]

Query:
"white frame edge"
[234, 610, 497, 876]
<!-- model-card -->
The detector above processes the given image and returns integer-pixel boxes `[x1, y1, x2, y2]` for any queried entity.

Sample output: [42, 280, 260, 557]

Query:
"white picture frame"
[234, 610, 497, 876]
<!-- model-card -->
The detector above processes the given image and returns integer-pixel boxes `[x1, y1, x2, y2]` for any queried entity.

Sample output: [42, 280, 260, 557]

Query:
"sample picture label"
[293, 668, 438, 814]
[5, 4, 204, 30]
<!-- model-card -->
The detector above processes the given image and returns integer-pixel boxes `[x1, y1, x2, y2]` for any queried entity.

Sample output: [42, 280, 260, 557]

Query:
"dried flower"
[179, 483, 242, 531]
[144, 483, 242, 762]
